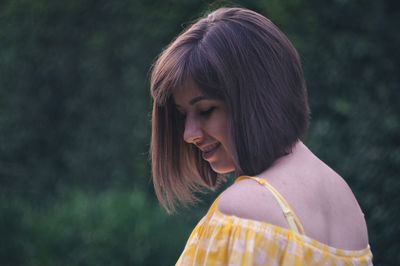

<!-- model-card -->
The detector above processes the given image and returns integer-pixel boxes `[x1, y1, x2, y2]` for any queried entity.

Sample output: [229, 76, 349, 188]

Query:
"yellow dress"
[176, 176, 373, 265]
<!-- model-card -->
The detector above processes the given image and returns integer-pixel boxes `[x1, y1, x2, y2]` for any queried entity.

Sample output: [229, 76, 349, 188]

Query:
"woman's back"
[218, 141, 369, 251]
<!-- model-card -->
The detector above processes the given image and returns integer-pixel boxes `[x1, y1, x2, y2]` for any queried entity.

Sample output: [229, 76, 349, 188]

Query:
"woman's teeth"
[203, 143, 219, 152]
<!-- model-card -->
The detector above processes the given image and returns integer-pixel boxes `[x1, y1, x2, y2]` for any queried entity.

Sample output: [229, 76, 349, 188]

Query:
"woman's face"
[173, 80, 236, 174]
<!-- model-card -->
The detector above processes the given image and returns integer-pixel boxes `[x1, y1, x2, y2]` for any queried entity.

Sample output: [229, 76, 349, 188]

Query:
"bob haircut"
[150, 7, 310, 212]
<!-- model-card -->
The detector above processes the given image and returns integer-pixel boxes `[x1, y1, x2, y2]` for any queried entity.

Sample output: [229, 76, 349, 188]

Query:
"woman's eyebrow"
[174, 95, 213, 108]
[189, 96, 211, 105]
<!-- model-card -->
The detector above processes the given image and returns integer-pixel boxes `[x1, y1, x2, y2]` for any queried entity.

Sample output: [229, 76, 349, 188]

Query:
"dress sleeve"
[176, 212, 373, 266]
[176, 214, 297, 266]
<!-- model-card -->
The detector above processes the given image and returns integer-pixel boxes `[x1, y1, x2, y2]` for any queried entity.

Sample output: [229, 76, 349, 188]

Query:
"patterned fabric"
[176, 177, 373, 265]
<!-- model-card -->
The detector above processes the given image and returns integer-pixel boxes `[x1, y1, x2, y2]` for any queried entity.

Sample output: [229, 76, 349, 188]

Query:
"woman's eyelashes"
[176, 107, 186, 118]
[199, 106, 216, 117]
[177, 106, 216, 119]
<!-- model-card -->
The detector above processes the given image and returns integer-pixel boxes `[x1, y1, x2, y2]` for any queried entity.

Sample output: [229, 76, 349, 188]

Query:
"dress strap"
[235, 176, 305, 235]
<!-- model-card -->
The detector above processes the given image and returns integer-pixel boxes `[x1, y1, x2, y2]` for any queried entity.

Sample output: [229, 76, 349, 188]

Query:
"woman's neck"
[257, 141, 317, 181]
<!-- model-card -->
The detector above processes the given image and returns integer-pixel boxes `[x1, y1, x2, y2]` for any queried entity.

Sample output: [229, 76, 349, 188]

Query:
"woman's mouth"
[202, 143, 221, 160]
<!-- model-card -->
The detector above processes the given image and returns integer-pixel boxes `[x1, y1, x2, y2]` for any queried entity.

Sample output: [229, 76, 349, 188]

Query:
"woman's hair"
[150, 7, 310, 212]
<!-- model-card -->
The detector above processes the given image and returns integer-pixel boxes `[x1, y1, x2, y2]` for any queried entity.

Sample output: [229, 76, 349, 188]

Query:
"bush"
[1, 189, 204, 266]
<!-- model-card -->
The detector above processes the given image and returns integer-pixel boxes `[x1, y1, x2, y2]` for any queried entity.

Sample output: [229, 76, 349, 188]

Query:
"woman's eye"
[179, 112, 187, 118]
[199, 107, 216, 117]
[175, 107, 185, 117]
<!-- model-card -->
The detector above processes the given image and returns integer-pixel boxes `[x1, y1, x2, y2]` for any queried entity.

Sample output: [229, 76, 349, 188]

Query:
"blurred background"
[0, 0, 399, 265]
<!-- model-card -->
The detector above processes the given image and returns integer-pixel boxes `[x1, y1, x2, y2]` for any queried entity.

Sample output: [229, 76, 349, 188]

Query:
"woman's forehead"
[173, 80, 204, 103]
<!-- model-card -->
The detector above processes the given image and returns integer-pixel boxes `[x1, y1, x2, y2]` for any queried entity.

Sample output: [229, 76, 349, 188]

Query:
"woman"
[150, 7, 373, 265]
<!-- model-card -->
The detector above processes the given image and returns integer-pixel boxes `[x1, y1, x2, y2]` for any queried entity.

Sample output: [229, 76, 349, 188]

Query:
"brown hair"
[150, 7, 310, 212]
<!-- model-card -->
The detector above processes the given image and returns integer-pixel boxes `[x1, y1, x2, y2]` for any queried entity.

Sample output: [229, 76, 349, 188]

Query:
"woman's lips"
[202, 143, 221, 160]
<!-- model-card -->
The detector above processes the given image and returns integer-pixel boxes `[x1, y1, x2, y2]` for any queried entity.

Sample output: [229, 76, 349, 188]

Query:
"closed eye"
[178, 111, 187, 119]
[175, 106, 186, 117]
[199, 107, 216, 117]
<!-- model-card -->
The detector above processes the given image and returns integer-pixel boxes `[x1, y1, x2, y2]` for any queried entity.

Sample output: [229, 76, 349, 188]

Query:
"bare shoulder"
[217, 178, 290, 229]
[320, 171, 370, 248]
[217, 143, 369, 249]
[217, 172, 369, 250]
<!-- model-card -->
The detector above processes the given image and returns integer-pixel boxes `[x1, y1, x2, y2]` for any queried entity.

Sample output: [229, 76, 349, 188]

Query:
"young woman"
[150, 7, 373, 265]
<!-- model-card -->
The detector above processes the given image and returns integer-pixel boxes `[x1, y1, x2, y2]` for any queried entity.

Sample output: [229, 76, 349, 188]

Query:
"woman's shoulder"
[217, 166, 369, 250]
[217, 177, 291, 229]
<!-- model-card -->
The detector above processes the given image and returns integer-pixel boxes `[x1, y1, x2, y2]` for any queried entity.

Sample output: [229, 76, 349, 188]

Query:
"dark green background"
[1, 0, 399, 265]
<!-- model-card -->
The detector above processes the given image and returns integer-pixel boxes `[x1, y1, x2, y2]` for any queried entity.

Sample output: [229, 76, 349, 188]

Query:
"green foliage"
[0, 0, 399, 265]
[1, 190, 204, 266]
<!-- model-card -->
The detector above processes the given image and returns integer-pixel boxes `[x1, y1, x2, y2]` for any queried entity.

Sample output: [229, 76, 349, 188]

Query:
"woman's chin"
[209, 163, 236, 175]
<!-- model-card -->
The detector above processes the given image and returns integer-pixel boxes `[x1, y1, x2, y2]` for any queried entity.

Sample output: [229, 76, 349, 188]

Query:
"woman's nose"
[183, 116, 203, 144]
